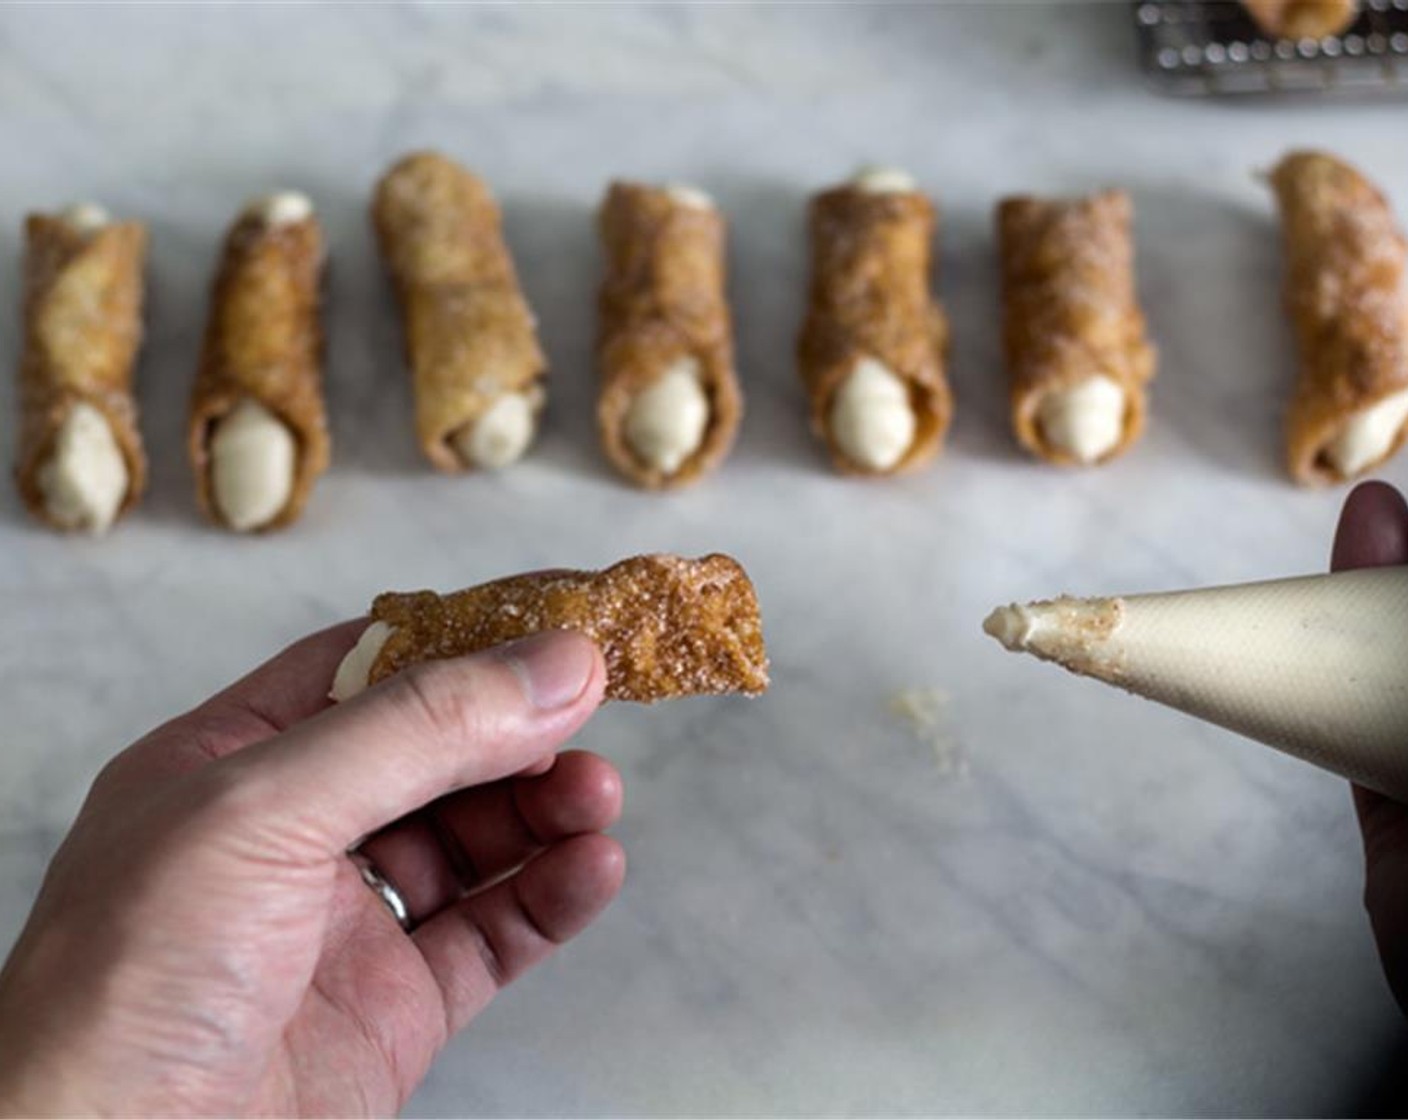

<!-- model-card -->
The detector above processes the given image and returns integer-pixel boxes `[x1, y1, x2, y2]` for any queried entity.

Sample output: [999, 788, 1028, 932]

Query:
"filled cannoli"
[189, 192, 329, 532]
[997, 190, 1155, 466]
[330, 553, 769, 704]
[15, 204, 147, 533]
[372, 152, 546, 472]
[1270, 151, 1408, 486]
[797, 167, 951, 475]
[1242, 0, 1358, 40]
[596, 182, 742, 488]
[984, 567, 1408, 802]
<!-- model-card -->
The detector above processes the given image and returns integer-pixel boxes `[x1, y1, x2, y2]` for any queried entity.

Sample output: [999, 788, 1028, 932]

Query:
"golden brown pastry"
[330, 553, 769, 704]
[1242, 0, 1358, 40]
[1271, 151, 1408, 486]
[189, 192, 329, 532]
[798, 167, 951, 476]
[997, 190, 1156, 467]
[597, 182, 742, 489]
[15, 205, 147, 533]
[372, 151, 547, 472]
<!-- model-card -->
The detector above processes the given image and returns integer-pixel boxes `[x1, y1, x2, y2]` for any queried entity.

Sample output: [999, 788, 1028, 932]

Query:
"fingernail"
[500, 631, 596, 711]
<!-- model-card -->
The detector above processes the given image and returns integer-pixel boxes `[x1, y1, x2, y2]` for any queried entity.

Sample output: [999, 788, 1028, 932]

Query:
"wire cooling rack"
[1135, 0, 1408, 95]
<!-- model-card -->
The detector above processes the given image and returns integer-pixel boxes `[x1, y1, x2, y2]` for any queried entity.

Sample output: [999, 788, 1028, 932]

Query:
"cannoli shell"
[797, 184, 951, 475]
[189, 208, 329, 529]
[997, 190, 1156, 465]
[1242, 0, 1358, 39]
[1270, 151, 1408, 486]
[371, 151, 547, 472]
[15, 216, 148, 527]
[365, 553, 769, 703]
[596, 182, 742, 489]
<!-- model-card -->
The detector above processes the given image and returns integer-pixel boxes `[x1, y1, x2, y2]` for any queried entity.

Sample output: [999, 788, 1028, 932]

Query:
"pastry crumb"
[889, 687, 969, 778]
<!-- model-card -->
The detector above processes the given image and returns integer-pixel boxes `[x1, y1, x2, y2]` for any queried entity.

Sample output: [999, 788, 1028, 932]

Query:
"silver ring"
[350, 851, 413, 932]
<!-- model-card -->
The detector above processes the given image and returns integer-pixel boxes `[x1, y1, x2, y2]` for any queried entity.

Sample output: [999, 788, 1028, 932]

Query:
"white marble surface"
[2, 3, 1407, 1115]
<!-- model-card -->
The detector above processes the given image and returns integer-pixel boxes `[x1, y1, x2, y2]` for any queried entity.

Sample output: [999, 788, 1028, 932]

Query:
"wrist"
[0, 929, 134, 1118]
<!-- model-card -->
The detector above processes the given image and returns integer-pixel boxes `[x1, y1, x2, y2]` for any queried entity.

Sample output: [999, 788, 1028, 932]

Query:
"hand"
[0, 626, 625, 1117]
[1332, 481, 1408, 1014]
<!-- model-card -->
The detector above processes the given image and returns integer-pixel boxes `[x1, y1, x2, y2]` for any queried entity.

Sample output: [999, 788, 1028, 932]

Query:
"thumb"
[1330, 480, 1408, 572]
[208, 629, 605, 853]
[1331, 480, 1408, 1013]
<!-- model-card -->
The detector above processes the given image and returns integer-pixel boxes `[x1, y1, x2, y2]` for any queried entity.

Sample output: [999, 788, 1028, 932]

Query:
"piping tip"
[984, 568, 1408, 801]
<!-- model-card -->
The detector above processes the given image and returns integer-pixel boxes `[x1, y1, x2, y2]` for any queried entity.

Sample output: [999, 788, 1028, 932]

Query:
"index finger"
[200, 618, 368, 736]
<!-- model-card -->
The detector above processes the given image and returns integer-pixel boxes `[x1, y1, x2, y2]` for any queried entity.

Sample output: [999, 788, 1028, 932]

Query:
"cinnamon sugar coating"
[997, 190, 1156, 465]
[1241, 0, 1358, 39]
[372, 152, 546, 472]
[797, 183, 951, 475]
[1271, 151, 1408, 485]
[189, 206, 329, 529]
[15, 215, 148, 527]
[367, 554, 769, 703]
[596, 183, 742, 489]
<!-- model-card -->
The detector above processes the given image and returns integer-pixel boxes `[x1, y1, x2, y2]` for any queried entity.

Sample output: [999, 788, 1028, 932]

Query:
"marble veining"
[1, 3, 1407, 1115]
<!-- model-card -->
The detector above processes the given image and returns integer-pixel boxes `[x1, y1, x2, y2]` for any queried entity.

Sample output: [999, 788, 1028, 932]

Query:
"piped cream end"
[982, 595, 1127, 679]
[36, 402, 129, 534]
[60, 203, 111, 235]
[623, 356, 710, 475]
[453, 391, 539, 470]
[828, 356, 916, 472]
[1036, 376, 1126, 465]
[209, 399, 297, 532]
[851, 165, 918, 194]
[982, 604, 1036, 651]
[246, 191, 314, 227]
[330, 621, 396, 702]
[1323, 388, 1408, 479]
[664, 183, 715, 211]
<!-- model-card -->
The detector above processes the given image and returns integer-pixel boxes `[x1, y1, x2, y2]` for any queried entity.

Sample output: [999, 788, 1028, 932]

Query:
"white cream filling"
[329, 621, 396, 702]
[828, 356, 916, 472]
[1036, 375, 1126, 465]
[451, 392, 538, 470]
[209, 399, 297, 532]
[246, 191, 314, 227]
[1324, 388, 1408, 478]
[983, 603, 1039, 652]
[982, 594, 1129, 681]
[59, 203, 110, 235]
[36, 402, 129, 534]
[624, 357, 711, 475]
[852, 166, 918, 194]
[664, 183, 715, 211]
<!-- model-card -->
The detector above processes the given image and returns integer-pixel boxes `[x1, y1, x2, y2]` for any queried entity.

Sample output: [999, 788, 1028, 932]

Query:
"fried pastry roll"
[330, 553, 769, 704]
[16, 204, 147, 533]
[372, 152, 547, 472]
[798, 166, 951, 475]
[997, 190, 1156, 466]
[596, 182, 742, 488]
[190, 192, 329, 531]
[1242, 0, 1358, 40]
[1271, 151, 1408, 486]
